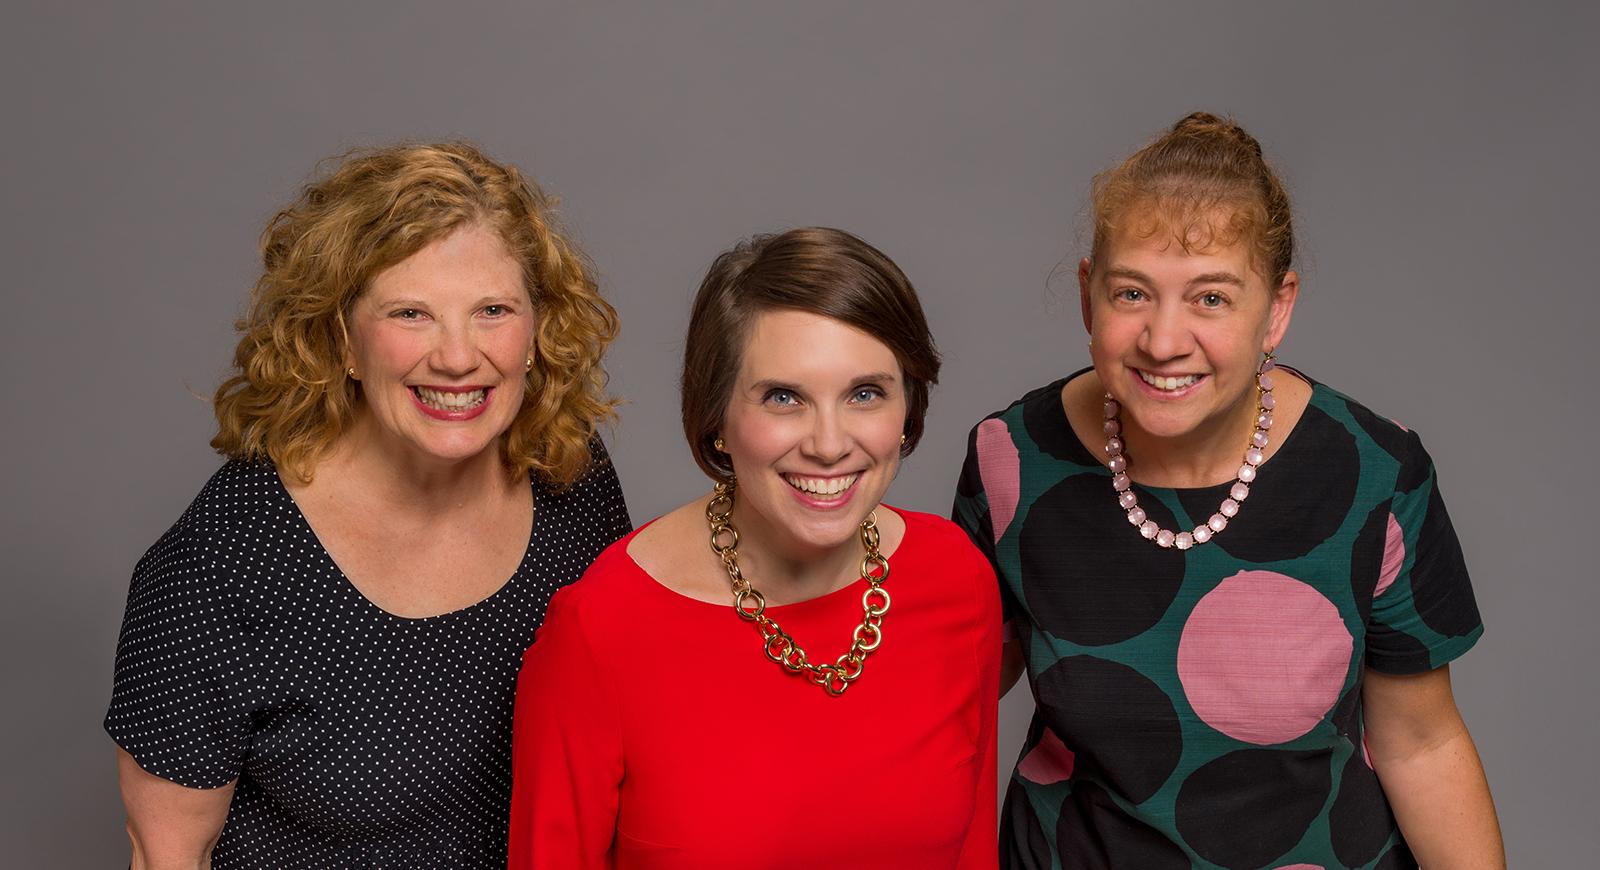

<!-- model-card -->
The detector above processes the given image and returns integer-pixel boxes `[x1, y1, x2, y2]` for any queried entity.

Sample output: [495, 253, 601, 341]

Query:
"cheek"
[354, 326, 424, 376]
[722, 408, 799, 466]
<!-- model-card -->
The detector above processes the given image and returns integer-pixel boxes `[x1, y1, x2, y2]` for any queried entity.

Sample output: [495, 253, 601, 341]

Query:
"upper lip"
[411, 384, 491, 391]
[1135, 369, 1205, 378]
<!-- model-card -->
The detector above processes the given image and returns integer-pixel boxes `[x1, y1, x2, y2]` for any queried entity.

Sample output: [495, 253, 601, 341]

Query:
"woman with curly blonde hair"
[105, 141, 632, 869]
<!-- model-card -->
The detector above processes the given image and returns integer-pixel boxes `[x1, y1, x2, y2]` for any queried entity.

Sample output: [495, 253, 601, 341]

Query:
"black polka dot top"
[106, 445, 631, 868]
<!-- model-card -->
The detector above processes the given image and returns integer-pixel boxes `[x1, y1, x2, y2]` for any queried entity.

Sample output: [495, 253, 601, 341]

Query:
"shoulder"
[959, 375, 1085, 467]
[1302, 375, 1435, 485]
[148, 460, 286, 564]
[895, 509, 996, 576]
[544, 529, 647, 613]
[965, 377, 1071, 437]
[125, 461, 282, 608]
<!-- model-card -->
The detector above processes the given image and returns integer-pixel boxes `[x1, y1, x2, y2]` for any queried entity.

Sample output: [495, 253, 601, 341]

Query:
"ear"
[1263, 270, 1300, 351]
[1078, 257, 1095, 335]
[337, 308, 356, 372]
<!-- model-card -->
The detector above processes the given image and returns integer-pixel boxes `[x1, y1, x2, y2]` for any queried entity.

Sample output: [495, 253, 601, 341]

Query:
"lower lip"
[1132, 371, 1207, 400]
[784, 474, 863, 511]
[410, 387, 493, 421]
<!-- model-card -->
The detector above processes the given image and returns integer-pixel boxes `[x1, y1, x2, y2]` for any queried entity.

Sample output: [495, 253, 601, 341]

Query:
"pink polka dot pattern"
[1375, 513, 1405, 598]
[975, 418, 1021, 543]
[1178, 571, 1353, 745]
[1017, 727, 1075, 785]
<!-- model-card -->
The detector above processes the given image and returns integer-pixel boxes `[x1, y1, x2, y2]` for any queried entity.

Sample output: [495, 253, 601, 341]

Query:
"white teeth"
[1139, 371, 1200, 391]
[783, 473, 860, 496]
[415, 387, 487, 410]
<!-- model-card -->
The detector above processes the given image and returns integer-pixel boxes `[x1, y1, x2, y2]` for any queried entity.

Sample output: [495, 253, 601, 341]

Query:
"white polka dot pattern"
[106, 445, 630, 868]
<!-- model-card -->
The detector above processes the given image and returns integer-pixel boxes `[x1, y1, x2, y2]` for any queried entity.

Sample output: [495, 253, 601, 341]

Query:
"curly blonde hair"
[211, 142, 619, 486]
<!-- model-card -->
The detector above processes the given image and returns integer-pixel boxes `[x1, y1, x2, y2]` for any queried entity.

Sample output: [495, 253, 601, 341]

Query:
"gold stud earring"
[525, 357, 533, 372]
[900, 434, 908, 446]
[347, 367, 357, 380]
[714, 437, 726, 452]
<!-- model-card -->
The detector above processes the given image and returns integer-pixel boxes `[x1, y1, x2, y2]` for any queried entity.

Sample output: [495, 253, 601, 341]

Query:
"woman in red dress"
[509, 227, 1001, 870]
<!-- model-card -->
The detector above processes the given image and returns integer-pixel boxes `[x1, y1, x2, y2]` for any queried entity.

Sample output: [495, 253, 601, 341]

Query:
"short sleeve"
[952, 420, 1024, 633]
[508, 585, 623, 869]
[104, 523, 252, 788]
[1365, 430, 1484, 674]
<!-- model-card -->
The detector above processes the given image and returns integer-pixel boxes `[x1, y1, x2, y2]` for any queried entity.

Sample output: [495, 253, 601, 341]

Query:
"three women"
[110, 115, 1503, 868]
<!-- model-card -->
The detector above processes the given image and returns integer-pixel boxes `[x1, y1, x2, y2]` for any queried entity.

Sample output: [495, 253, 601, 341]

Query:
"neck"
[1121, 390, 1259, 489]
[322, 412, 516, 510]
[728, 498, 866, 606]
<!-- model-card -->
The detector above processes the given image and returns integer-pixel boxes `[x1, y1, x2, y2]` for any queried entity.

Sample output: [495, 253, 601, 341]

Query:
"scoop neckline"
[1052, 366, 1321, 496]
[270, 465, 541, 623]
[622, 505, 914, 613]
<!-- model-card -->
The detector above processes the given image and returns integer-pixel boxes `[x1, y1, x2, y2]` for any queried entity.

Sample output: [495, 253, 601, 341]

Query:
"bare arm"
[117, 747, 234, 870]
[1362, 665, 1504, 868]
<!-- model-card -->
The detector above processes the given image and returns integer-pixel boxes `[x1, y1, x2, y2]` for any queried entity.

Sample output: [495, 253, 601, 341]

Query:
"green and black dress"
[953, 370, 1482, 870]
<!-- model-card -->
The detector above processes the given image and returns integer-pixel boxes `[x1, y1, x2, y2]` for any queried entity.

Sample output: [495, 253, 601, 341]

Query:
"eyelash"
[1113, 289, 1229, 309]
[389, 305, 515, 320]
[762, 387, 886, 407]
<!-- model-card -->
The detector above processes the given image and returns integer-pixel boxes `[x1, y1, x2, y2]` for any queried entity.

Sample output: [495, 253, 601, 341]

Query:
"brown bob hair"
[1091, 111, 1295, 287]
[681, 227, 941, 481]
[211, 141, 619, 486]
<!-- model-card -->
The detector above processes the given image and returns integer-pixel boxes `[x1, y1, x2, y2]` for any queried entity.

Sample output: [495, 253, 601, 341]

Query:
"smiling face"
[344, 222, 536, 468]
[719, 309, 908, 559]
[1080, 210, 1298, 447]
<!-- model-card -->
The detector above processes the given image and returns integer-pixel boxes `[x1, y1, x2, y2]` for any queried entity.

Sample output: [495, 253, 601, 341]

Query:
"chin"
[411, 435, 502, 465]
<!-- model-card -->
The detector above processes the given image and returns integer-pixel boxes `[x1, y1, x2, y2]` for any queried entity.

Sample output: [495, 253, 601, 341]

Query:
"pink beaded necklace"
[1103, 352, 1277, 550]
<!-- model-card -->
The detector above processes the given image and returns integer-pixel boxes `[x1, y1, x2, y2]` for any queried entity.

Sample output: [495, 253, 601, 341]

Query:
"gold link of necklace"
[705, 479, 890, 697]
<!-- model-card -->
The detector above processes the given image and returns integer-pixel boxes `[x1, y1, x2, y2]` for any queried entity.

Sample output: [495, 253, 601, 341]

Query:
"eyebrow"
[1102, 266, 1246, 288]
[366, 294, 524, 309]
[747, 372, 900, 393]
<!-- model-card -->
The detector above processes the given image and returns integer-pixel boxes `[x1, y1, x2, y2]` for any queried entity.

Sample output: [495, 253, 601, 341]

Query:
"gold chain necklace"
[705, 479, 891, 697]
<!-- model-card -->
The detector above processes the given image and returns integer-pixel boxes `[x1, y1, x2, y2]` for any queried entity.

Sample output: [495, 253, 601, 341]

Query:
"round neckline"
[1052, 366, 1322, 495]
[269, 464, 541, 623]
[623, 505, 914, 614]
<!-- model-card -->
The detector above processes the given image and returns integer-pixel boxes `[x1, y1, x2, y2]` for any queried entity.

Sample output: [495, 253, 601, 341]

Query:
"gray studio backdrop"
[3, 2, 1594, 865]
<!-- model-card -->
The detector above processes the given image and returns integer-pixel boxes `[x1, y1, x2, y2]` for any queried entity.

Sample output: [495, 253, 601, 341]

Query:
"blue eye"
[1115, 288, 1146, 303]
[765, 389, 799, 406]
[1198, 292, 1226, 308]
[851, 387, 885, 404]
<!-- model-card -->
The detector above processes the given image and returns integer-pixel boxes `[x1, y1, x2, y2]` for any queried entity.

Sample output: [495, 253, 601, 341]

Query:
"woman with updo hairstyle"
[509, 227, 1001, 869]
[105, 142, 631, 868]
[954, 114, 1504, 868]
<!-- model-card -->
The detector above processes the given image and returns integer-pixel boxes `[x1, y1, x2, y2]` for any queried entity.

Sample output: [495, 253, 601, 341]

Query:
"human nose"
[429, 319, 480, 376]
[1137, 304, 1196, 362]
[801, 406, 851, 465]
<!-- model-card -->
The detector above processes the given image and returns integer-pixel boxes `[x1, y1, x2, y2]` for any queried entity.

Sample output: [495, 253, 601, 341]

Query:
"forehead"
[365, 223, 526, 301]
[1101, 203, 1259, 280]
[737, 309, 900, 383]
